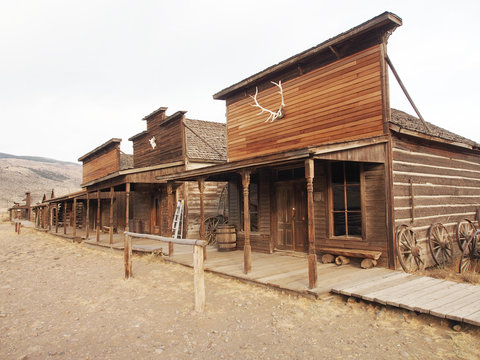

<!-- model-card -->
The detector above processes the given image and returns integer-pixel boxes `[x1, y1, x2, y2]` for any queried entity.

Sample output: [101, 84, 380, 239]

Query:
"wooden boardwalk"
[55, 230, 480, 327]
[332, 272, 480, 326]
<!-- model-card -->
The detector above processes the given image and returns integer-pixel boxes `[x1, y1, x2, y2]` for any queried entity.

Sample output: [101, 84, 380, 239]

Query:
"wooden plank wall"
[314, 161, 388, 266]
[226, 45, 384, 162]
[184, 181, 227, 239]
[82, 146, 120, 184]
[392, 135, 480, 266]
[132, 118, 183, 168]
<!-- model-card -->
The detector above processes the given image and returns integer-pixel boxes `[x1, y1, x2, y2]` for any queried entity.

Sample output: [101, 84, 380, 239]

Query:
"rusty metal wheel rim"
[428, 223, 453, 267]
[397, 225, 424, 272]
[456, 219, 476, 252]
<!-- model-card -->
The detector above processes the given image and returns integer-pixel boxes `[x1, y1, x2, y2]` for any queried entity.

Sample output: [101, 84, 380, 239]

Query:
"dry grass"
[416, 254, 480, 285]
[0, 212, 10, 223]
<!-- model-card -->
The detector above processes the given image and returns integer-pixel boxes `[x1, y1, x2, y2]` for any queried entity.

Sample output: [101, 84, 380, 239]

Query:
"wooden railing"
[123, 232, 207, 312]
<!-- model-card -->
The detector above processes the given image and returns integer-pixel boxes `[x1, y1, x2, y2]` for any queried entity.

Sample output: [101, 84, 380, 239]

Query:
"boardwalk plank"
[430, 289, 480, 319]
[335, 272, 411, 297]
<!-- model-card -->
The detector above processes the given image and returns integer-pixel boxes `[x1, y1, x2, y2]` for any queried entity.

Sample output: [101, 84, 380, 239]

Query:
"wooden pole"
[167, 182, 174, 256]
[63, 201, 67, 235]
[124, 234, 132, 279]
[241, 170, 251, 274]
[73, 197, 77, 238]
[193, 245, 205, 312]
[96, 190, 100, 243]
[198, 178, 206, 260]
[86, 192, 90, 239]
[125, 183, 130, 232]
[55, 204, 59, 233]
[109, 187, 114, 244]
[305, 158, 317, 289]
[17, 222, 21, 235]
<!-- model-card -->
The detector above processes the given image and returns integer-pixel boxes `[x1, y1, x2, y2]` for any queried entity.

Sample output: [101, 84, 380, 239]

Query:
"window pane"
[345, 162, 360, 183]
[347, 212, 362, 236]
[333, 212, 346, 236]
[331, 162, 344, 184]
[346, 185, 361, 210]
[333, 185, 345, 211]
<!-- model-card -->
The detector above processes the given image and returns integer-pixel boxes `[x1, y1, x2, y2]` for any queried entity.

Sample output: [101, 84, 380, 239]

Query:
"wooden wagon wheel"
[205, 217, 220, 245]
[428, 223, 453, 267]
[456, 219, 476, 252]
[459, 230, 480, 273]
[396, 225, 424, 272]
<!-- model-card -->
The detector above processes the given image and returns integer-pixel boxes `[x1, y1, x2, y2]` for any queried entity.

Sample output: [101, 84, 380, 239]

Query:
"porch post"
[167, 181, 174, 255]
[96, 190, 100, 243]
[63, 201, 67, 235]
[198, 178, 206, 260]
[73, 197, 77, 238]
[55, 204, 59, 233]
[109, 187, 114, 244]
[125, 183, 130, 232]
[305, 158, 317, 289]
[86, 192, 90, 239]
[241, 170, 252, 274]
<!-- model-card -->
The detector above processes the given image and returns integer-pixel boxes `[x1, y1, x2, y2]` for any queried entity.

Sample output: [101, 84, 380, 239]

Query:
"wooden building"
[8, 192, 32, 221]
[162, 12, 480, 287]
[69, 108, 227, 242]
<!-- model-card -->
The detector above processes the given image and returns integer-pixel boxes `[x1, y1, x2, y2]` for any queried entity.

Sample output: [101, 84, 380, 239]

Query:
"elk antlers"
[250, 81, 285, 123]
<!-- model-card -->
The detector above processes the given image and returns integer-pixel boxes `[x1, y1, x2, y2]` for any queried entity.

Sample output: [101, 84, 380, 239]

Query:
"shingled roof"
[184, 119, 227, 162]
[390, 109, 479, 149]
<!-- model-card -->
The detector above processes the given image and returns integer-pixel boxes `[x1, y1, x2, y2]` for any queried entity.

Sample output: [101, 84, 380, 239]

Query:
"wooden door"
[274, 181, 307, 252]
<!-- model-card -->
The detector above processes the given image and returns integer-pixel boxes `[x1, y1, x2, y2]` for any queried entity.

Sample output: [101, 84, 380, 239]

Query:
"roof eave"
[213, 11, 402, 100]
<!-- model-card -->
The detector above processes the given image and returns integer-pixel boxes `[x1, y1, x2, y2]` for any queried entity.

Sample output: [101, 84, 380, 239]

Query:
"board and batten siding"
[392, 136, 480, 264]
[225, 45, 385, 162]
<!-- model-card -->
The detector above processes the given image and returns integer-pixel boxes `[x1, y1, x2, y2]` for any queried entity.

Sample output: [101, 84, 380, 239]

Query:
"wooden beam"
[109, 187, 114, 244]
[125, 183, 130, 232]
[124, 234, 132, 279]
[167, 182, 174, 256]
[241, 169, 252, 274]
[198, 177, 206, 260]
[305, 158, 317, 289]
[63, 201, 67, 235]
[86, 192, 90, 239]
[96, 190, 100, 243]
[73, 197, 77, 238]
[193, 245, 205, 312]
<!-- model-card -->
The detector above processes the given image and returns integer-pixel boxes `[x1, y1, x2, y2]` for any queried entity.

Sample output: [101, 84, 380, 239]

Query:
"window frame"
[327, 161, 365, 240]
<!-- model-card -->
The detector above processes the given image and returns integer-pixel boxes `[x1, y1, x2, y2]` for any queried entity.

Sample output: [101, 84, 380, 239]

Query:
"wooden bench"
[318, 247, 382, 268]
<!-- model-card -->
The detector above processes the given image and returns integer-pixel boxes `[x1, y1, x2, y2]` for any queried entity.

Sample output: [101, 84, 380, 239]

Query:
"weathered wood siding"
[184, 181, 227, 239]
[314, 161, 388, 266]
[82, 146, 120, 184]
[392, 135, 480, 265]
[226, 45, 384, 162]
[132, 117, 184, 168]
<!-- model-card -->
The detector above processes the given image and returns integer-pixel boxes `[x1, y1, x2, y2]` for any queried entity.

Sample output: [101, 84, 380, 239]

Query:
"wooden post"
[125, 183, 130, 232]
[124, 234, 132, 279]
[73, 197, 77, 238]
[305, 158, 317, 289]
[167, 182, 174, 256]
[63, 201, 67, 235]
[193, 245, 205, 312]
[55, 204, 59, 233]
[109, 187, 114, 244]
[241, 170, 251, 274]
[17, 222, 21, 235]
[96, 190, 100, 243]
[198, 178, 206, 260]
[86, 192, 90, 239]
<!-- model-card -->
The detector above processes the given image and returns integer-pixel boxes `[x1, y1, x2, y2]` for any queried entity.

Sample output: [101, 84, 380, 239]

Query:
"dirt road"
[1, 223, 479, 359]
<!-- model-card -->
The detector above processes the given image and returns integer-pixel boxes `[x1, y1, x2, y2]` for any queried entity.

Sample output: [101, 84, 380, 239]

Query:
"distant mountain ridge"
[0, 152, 78, 165]
[0, 153, 82, 213]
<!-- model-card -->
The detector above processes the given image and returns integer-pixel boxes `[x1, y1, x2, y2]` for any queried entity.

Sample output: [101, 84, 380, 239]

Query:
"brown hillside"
[0, 157, 82, 212]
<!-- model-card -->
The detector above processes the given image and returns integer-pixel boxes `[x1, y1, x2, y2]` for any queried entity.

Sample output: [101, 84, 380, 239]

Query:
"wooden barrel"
[217, 225, 236, 251]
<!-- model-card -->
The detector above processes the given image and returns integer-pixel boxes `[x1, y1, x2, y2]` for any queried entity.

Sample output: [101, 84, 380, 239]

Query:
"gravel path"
[1, 223, 479, 359]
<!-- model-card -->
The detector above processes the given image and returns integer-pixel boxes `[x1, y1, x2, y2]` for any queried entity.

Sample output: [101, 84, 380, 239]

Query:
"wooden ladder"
[172, 200, 184, 239]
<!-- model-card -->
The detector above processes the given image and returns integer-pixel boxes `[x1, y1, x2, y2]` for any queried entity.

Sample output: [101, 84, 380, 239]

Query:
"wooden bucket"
[217, 225, 236, 252]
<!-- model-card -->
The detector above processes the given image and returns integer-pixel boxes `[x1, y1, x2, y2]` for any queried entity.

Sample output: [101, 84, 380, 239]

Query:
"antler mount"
[250, 81, 285, 123]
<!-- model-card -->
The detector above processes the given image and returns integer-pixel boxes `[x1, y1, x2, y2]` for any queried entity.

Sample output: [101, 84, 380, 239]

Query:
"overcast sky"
[1, 0, 479, 163]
